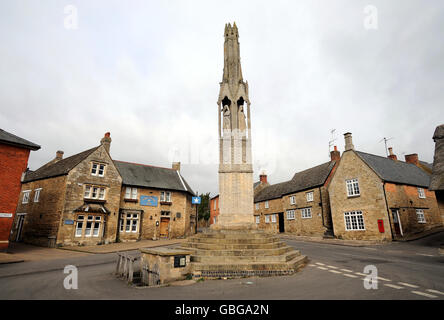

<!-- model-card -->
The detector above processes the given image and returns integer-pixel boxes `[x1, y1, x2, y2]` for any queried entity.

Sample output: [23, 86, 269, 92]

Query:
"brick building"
[114, 160, 195, 241]
[11, 133, 196, 247]
[0, 129, 40, 251]
[329, 132, 442, 241]
[254, 148, 339, 236]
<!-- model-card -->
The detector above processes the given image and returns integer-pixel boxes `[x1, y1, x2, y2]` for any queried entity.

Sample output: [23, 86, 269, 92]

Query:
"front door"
[160, 217, 170, 238]
[15, 215, 26, 242]
[278, 212, 285, 233]
[391, 209, 403, 237]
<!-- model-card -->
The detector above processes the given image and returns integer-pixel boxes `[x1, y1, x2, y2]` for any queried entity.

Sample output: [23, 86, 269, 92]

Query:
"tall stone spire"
[215, 22, 255, 230]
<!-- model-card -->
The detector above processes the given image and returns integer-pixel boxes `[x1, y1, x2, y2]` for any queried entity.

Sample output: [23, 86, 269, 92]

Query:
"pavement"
[278, 234, 384, 247]
[0, 231, 442, 299]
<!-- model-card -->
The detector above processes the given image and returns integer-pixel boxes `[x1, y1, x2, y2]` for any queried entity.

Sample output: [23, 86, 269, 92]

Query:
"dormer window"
[91, 163, 105, 177]
[418, 188, 426, 199]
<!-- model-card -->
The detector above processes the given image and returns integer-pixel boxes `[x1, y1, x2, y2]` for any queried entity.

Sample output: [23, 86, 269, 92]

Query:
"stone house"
[11, 133, 196, 247]
[0, 129, 40, 250]
[254, 148, 340, 236]
[11, 133, 122, 247]
[430, 124, 444, 225]
[329, 132, 442, 241]
[114, 160, 196, 241]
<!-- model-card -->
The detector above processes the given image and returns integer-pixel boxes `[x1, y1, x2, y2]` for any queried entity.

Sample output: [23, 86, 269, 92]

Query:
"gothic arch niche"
[222, 96, 232, 132]
[237, 97, 246, 133]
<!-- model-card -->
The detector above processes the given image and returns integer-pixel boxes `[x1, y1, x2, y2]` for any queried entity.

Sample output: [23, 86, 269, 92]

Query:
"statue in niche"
[238, 105, 246, 133]
[222, 105, 231, 131]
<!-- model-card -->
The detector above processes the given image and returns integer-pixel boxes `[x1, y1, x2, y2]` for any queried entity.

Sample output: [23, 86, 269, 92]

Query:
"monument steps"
[191, 251, 299, 263]
[181, 241, 287, 250]
[189, 246, 296, 257]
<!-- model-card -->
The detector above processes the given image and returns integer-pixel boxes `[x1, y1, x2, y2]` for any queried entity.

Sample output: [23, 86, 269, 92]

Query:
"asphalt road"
[0, 232, 443, 300]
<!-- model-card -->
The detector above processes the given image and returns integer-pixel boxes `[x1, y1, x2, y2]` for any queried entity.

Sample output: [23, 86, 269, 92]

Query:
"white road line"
[317, 266, 328, 270]
[308, 264, 316, 267]
[411, 291, 438, 299]
[340, 269, 353, 273]
[355, 272, 366, 276]
[384, 284, 404, 290]
[376, 276, 392, 282]
[343, 273, 358, 278]
[364, 247, 377, 250]
[416, 253, 435, 257]
[426, 289, 444, 296]
[398, 282, 419, 288]
[315, 262, 325, 266]
[327, 265, 338, 269]
[329, 270, 342, 274]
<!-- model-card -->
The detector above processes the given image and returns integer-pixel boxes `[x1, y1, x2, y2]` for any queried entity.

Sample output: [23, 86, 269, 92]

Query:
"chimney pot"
[259, 172, 268, 184]
[56, 150, 64, 160]
[330, 146, 341, 161]
[405, 153, 419, 166]
[172, 162, 181, 171]
[100, 132, 112, 154]
[344, 132, 354, 151]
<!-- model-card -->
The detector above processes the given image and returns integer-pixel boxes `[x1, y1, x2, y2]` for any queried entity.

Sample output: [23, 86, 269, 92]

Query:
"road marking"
[384, 284, 404, 290]
[416, 253, 435, 257]
[411, 291, 438, 299]
[317, 266, 328, 270]
[343, 273, 358, 278]
[376, 276, 392, 282]
[340, 268, 353, 273]
[328, 270, 342, 274]
[315, 262, 325, 266]
[355, 272, 366, 276]
[364, 247, 377, 250]
[398, 282, 419, 288]
[327, 265, 338, 269]
[426, 289, 444, 296]
[308, 264, 316, 267]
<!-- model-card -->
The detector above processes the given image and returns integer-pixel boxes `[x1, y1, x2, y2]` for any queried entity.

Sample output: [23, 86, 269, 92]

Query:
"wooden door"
[16, 215, 25, 242]
[391, 209, 402, 236]
[160, 218, 170, 238]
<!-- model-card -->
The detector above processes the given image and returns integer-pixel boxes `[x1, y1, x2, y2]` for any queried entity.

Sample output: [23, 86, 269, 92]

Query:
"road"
[0, 232, 443, 300]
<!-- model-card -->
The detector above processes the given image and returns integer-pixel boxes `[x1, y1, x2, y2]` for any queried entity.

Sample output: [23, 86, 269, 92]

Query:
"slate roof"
[114, 160, 195, 195]
[254, 161, 336, 202]
[355, 151, 430, 188]
[253, 181, 261, 189]
[0, 128, 40, 150]
[23, 147, 99, 183]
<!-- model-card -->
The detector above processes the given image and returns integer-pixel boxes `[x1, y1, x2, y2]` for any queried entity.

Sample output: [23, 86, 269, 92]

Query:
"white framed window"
[121, 213, 139, 233]
[255, 203, 259, 210]
[344, 211, 365, 231]
[214, 199, 218, 210]
[84, 215, 94, 237]
[34, 188, 42, 202]
[91, 163, 105, 176]
[286, 210, 295, 220]
[301, 208, 312, 219]
[255, 215, 260, 224]
[160, 191, 172, 202]
[125, 187, 138, 200]
[75, 215, 84, 237]
[22, 190, 31, 204]
[346, 179, 360, 197]
[84, 186, 91, 198]
[265, 215, 270, 223]
[265, 201, 269, 209]
[98, 188, 105, 200]
[92, 216, 101, 237]
[84, 185, 106, 200]
[306, 192, 313, 202]
[289, 196, 296, 205]
[416, 209, 426, 223]
[271, 214, 277, 223]
[418, 188, 426, 199]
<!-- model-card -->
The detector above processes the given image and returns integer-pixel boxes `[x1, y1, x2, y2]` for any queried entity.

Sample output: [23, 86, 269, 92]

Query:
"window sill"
[124, 198, 138, 203]
[160, 201, 172, 205]
[84, 198, 106, 204]
[347, 194, 361, 198]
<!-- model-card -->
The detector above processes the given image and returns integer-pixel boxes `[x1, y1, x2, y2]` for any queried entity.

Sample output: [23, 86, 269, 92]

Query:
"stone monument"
[181, 23, 307, 279]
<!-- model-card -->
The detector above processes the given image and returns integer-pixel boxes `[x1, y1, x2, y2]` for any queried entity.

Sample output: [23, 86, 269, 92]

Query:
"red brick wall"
[0, 144, 31, 250]
[210, 196, 219, 225]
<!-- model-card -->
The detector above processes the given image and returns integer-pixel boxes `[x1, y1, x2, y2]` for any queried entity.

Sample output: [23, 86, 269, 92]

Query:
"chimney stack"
[259, 171, 268, 184]
[405, 153, 419, 166]
[55, 150, 64, 161]
[172, 162, 181, 172]
[330, 146, 340, 161]
[388, 147, 397, 161]
[100, 132, 112, 154]
[344, 132, 354, 151]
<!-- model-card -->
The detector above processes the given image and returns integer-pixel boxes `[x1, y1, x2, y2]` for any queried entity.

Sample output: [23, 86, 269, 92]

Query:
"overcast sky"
[1, 0, 443, 196]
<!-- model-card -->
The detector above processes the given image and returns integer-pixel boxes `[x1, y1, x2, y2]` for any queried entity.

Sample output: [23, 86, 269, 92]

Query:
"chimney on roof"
[259, 171, 268, 184]
[172, 162, 181, 172]
[55, 150, 64, 162]
[344, 132, 354, 151]
[330, 146, 340, 161]
[100, 132, 111, 154]
[405, 153, 419, 166]
[387, 147, 397, 161]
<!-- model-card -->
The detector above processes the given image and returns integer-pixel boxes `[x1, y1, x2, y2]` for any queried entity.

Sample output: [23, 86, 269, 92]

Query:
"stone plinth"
[181, 229, 307, 278]
[140, 247, 192, 285]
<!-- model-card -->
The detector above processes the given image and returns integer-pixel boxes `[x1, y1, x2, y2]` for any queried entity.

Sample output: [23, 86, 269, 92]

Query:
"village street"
[0, 232, 443, 300]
